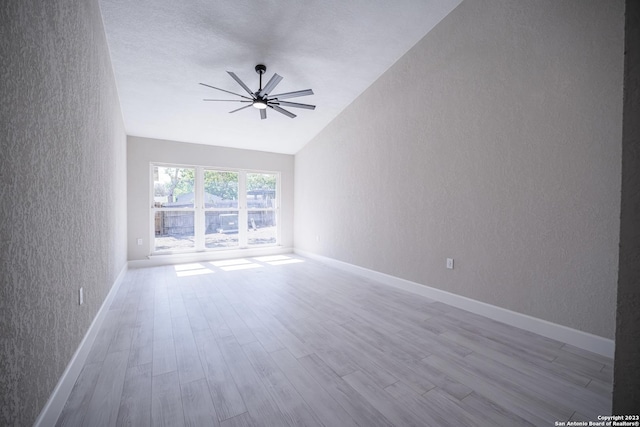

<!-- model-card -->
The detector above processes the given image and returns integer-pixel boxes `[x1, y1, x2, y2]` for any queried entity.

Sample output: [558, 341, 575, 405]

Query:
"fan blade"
[260, 109, 267, 120]
[227, 72, 256, 97]
[272, 100, 315, 110]
[203, 99, 251, 102]
[199, 83, 253, 100]
[270, 89, 313, 99]
[259, 73, 283, 97]
[229, 104, 253, 113]
[268, 104, 296, 118]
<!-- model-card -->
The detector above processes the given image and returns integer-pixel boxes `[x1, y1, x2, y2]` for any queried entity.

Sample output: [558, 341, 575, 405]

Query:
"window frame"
[150, 163, 280, 255]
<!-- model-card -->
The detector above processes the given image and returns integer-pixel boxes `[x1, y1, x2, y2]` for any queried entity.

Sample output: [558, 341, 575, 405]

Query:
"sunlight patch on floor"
[174, 263, 214, 277]
[211, 258, 262, 271]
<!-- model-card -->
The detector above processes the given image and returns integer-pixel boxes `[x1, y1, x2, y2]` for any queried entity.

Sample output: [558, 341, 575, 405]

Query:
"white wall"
[294, 0, 624, 339]
[127, 136, 294, 260]
[0, 0, 128, 424]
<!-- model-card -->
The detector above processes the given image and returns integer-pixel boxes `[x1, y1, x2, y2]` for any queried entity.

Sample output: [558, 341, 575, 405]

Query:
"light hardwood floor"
[56, 255, 613, 426]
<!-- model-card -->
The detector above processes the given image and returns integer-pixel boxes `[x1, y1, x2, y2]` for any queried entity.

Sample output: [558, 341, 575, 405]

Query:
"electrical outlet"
[446, 258, 454, 269]
[137, 238, 143, 246]
[79, 287, 84, 305]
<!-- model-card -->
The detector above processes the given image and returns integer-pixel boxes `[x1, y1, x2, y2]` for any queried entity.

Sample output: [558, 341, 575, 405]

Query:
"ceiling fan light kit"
[253, 100, 268, 109]
[200, 64, 315, 120]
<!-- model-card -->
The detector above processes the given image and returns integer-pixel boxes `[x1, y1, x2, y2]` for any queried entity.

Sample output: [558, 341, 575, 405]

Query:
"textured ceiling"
[99, 0, 462, 154]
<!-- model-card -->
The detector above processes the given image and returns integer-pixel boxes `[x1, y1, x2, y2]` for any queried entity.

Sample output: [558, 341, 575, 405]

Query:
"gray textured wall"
[614, 0, 640, 412]
[294, 0, 624, 339]
[127, 136, 294, 260]
[0, 0, 127, 425]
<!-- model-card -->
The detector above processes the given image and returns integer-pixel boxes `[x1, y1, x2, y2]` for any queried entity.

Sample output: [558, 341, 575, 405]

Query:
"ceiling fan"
[200, 64, 315, 120]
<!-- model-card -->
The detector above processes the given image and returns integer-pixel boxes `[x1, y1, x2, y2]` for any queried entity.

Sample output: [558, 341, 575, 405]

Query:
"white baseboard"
[128, 246, 294, 269]
[34, 264, 129, 427]
[294, 249, 615, 358]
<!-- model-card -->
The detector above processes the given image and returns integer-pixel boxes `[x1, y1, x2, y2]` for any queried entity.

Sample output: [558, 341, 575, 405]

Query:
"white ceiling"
[99, 0, 462, 154]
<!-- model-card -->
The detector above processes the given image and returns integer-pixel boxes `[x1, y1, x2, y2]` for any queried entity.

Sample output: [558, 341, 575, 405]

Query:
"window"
[153, 166, 195, 252]
[247, 172, 278, 246]
[204, 170, 239, 249]
[151, 164, 279, 254]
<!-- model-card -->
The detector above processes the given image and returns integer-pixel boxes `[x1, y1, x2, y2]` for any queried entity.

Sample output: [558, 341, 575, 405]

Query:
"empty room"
[2, 0, 638, 426]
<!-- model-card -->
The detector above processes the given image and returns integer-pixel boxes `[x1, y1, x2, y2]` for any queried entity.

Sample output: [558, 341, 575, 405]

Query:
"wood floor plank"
[329, 296, 404, 335]
[384, 380, 467, 427]
[186, 309, 213, 333]
[83, 350, 129, 426]
[435, 305, 563, 361]
[108, 317, 135, 354]
[422, 353, 561, 425]
[280, 316, 360, 377]
[238, 283, 312, 322]
[274, 277, 357, 325]
[464, 349, 611, 419]
[570, 412, 593, 422]
[181, 378, 220, 427]
[85, 309, 121, 364]
[437, 320, 594, 387]
[152, 337, 177, 376]
[323, 320, 438, 395]
[151, 371, 185, 427]
[352, 291, 434, 327]
[587, 378, 614, 396]
[213, 295, 258, 345]
[552, 349, 611, 383]
[108, 279, 131, 311]
[220, 412, 258, 427]
[454, 351, 578, 420]
[269, 349, 359, 427]
[317, 320, 399, 388]
[601, 363, 613, 379]
[246, 307, 312, 358]
[231, 302, 285, 353]
[297, 354, 393, 427]
[128, 314, 154, 367]
[56, 363, 102, 427]
[216, 335, 290, 427]
[169, 294, 188, 318]
[153, 312, 173, 342]
[116, 363, 152, 427]
[172, 315, 205, 384]
[199, 297, 234, 339]
[461, 391, 536, 427]
[421, 386, 501, 426]
[193, 329, 248, 421]
[342, 370, 426, 426]
[340, 318, 429, 361]
[561, 343, 614, 368]
[395, 323, 473, 358]
[153, 290, 171, 318]
[241, 341, 322, 427]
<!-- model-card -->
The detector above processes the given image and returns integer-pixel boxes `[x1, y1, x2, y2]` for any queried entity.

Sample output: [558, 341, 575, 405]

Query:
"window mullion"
[194, 167, 205, 251]
[238, 171, 248, 248]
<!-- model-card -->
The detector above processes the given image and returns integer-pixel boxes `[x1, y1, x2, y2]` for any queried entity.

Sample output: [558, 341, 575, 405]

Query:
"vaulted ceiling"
[99, 0, 462, 154]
